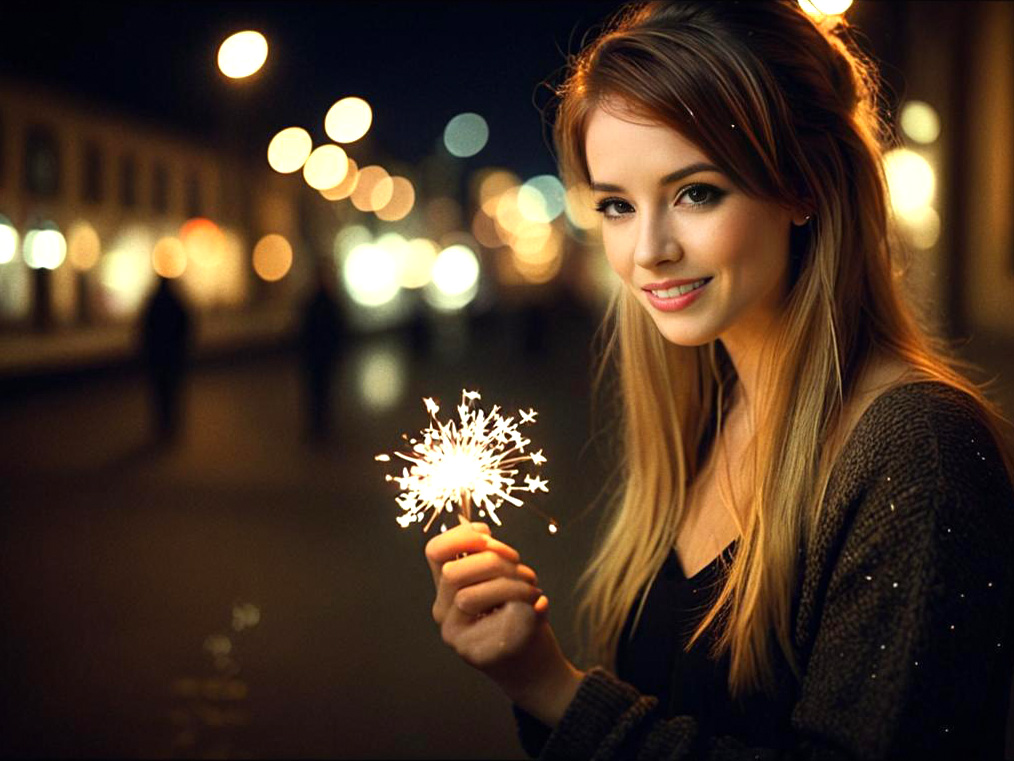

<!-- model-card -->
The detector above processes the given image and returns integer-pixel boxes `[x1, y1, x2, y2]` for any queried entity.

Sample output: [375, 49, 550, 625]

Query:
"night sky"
[0, 1, 626, 179]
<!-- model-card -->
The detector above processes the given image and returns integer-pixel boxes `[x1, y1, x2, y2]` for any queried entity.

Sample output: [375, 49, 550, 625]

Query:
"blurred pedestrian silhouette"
[299, 260, 344, 444]
[139, 277, 193, 444]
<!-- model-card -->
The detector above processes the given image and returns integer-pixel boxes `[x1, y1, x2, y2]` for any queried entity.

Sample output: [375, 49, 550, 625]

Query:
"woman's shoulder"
[828, 376, 1014, 516]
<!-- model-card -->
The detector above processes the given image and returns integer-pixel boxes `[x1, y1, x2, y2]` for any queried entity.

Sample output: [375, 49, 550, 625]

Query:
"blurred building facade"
[0, 77, 309, 373]
[0, 1, 1012, 379]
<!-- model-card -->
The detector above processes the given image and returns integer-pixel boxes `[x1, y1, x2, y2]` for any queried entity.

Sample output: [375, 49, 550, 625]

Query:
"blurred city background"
[0, 1, 1012, 758]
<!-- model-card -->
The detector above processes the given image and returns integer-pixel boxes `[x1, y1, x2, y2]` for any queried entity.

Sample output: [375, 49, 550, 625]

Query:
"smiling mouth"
[648, 278, 711, 298]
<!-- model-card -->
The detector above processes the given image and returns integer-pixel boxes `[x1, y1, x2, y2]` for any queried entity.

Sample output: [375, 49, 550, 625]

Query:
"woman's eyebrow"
[589, 162, 722, 193]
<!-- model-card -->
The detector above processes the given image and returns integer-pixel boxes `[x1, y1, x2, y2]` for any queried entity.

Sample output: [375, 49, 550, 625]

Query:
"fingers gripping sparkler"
[376, 390, 558, 534]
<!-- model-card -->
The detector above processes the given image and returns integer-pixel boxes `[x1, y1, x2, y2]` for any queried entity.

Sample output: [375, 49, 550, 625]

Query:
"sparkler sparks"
[375, 389, 557, 533]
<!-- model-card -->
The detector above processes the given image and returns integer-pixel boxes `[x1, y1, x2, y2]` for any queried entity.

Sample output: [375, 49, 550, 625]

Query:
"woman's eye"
[677, 183, 725, 207]
[593, 198, 634, 219]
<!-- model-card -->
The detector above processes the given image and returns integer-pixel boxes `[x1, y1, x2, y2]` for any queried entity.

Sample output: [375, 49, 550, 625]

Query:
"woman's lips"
[643, 277, 712, 312]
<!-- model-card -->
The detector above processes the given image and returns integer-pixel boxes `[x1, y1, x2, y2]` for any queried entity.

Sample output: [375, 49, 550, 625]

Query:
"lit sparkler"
[375, 389, 557, 534]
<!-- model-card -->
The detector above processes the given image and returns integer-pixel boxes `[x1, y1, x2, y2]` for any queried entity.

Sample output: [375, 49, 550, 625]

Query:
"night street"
[0, 310, 608, 759]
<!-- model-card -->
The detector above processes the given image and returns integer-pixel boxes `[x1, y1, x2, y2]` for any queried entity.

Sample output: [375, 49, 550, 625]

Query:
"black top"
[515, 381, 1014, 759]
[614, 540, 799, 750]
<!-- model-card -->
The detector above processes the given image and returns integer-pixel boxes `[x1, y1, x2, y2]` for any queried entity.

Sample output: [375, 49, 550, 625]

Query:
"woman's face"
[584, 100, 801, 350]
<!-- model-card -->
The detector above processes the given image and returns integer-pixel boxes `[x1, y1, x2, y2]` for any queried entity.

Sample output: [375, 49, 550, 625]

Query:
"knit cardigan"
[515, 380, 1014, 759]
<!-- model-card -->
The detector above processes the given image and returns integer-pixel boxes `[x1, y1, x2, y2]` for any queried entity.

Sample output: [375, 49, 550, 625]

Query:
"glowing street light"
[217, 31, 268, 79]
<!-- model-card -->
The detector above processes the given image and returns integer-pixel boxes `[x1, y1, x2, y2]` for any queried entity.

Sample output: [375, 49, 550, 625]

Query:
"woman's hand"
[425, 520, 585, 727]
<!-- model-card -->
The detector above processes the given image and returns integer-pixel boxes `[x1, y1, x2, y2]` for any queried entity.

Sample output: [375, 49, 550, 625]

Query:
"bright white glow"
[883, 148, 935, 218]
[217, 31, 268, 79]
[811, 0, 853, 14]
[334, 225, 372, 260]
[23, 229, 67, 270]
[798, 0, 852, 17]
[324, 97, 373, 144]
[342, 242, 400, 307]
[426, 244, 479, 311]
[900, 101, 941, 145]
[0, 217, 18, 265]
[100, 225, 156, 316]
[518, 175, 566, 223]
[443, 113, 489, 158]
[267, 127, 313, 174]
[303, 144, 349, 190]
[356, 344, 406, 413]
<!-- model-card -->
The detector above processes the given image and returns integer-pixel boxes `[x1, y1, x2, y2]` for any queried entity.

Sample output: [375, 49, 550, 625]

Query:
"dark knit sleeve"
[513, 388, 1014, 760]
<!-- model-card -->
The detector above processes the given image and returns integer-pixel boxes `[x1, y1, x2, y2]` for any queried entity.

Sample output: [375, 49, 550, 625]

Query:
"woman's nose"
[633, 212, 681, 268]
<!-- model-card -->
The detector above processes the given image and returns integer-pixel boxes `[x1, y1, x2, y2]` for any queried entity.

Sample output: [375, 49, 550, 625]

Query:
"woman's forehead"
[585, 104, 712, 175]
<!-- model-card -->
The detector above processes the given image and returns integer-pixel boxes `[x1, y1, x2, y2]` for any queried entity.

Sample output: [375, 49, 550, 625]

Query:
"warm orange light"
[180, 218, 226, 268]
[471, 209, 505, 249]
[152, 237, 187, 279]
[477, 169, 520, 210]
[252, 234, 293, 281]
[320, 159, 360, 201]
[351, 165, 392, 212]
[375, 177, 415, 221]
[67, 221, 101, 271]
[303, 144, 349, 191]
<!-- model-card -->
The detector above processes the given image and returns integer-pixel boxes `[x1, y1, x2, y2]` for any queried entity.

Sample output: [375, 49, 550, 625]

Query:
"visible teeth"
[652, 279, 708, 298]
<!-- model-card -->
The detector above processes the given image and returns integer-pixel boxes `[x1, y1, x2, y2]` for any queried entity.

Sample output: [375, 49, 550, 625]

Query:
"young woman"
[425, 2, 1014, 757]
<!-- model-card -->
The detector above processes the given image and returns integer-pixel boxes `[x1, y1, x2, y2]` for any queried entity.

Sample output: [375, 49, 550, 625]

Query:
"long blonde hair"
[553, 0, 1014, 697]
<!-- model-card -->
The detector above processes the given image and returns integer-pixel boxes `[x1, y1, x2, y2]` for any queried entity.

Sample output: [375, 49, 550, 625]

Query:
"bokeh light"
[471, 209, 505, 249]
[324, 97, 373, 144]
[252, 234, 293, 281]
[100, 225, 156, 316]
[443, 113, 489, 158]
[901, 206, 942, 250]
[333, 224, 372, 261]
[900, 100, 941, 145]
[351, 165, 392, 212]
[355, 343, 406, 413]
[303, 144, 349, 191]
[518, 175, 566, 223]
[342, 242, 400, 307]
[320, 159, 359, 201]
[798, 0, 853, 17]
[564, 183, 600, 231]
[477, 169, 520, 209]
[23, 227, 67, 270]
[267, 127, 313, 174]
[401, 238, 439, 289]
[67, 221, 101, 271]
[180, 218, 226, 268]
[883, 148, 935, 218]
[0, 215, 19, 265]
[151, 236, 187, 279]
[217, 31, 268, 79]
[375, 177, 416, 221]
[426, 244, 479, 311]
